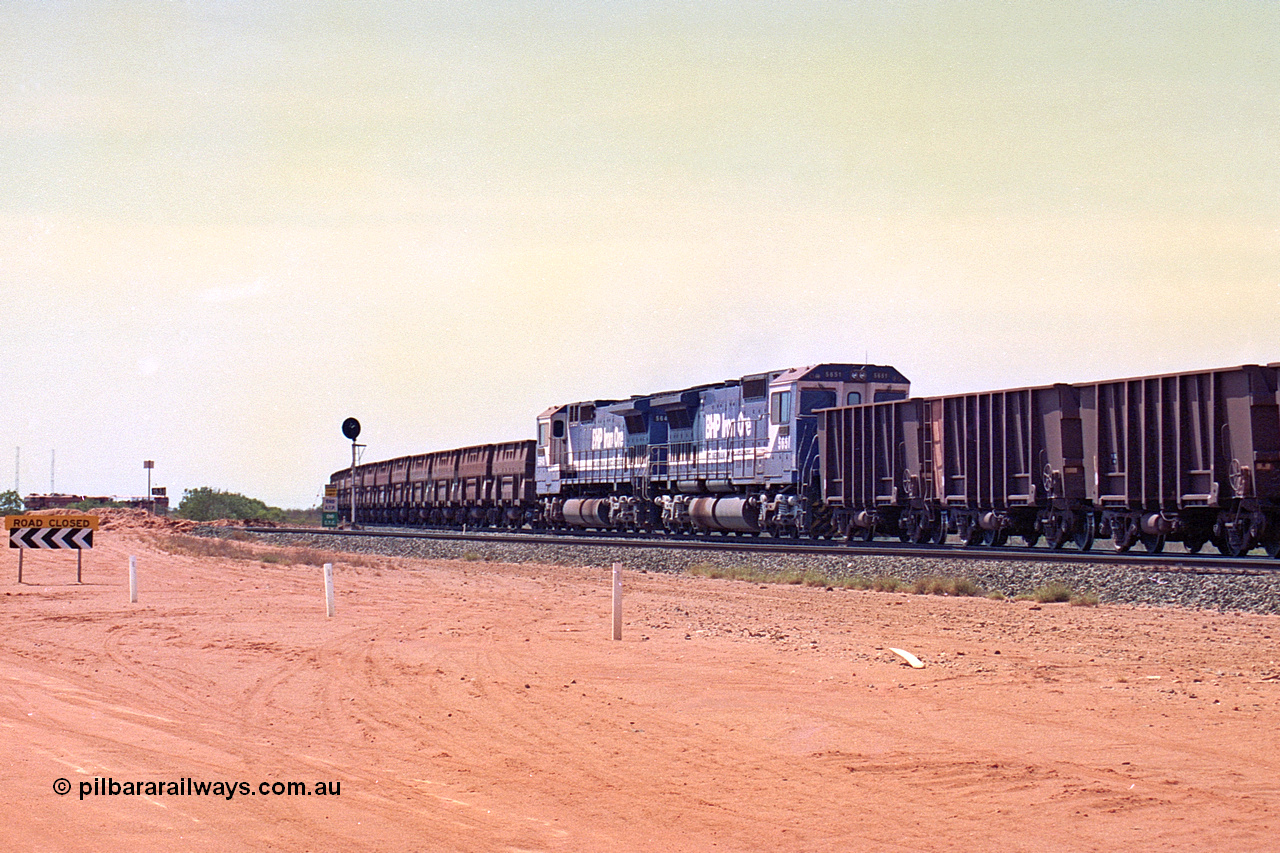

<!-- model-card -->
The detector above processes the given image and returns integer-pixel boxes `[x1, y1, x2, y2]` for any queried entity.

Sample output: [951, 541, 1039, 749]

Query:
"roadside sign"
[5, 514, 98, 584]
[324, 486, 338, 498]
[322, 512, 340, 528]
[7, 514, 97, 549]
[10, 526, 93, 549]
[5, 514, 97, 535]
[322, 497, 338, 512]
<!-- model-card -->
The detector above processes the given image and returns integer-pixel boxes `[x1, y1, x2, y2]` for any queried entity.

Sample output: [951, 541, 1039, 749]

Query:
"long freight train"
[329, 361, 1280, 557]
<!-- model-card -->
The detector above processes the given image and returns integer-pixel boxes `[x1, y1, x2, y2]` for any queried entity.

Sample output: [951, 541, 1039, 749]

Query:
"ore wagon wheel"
[1112, 517, 1137, 553]
[1139, 532, 1165, 554]
[930, 514, 949, 545]
[905, 510, 932, 544]
[1226, 524, 1255, 556]
[1043, 512, 1071, 550]
[1220, 511, 1258, 557]
[1021, 529, 1042, 548]
[957, 516, 984, 547]
[1073, 515, 1095, 551]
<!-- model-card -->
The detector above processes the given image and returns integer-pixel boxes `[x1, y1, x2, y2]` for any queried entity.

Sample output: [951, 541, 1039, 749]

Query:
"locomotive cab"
[536, 405, 569, 495]
[764, 364, 911, 486]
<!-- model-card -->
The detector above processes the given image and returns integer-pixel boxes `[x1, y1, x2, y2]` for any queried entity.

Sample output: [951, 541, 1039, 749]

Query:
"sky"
[2, 1, 1277, 509]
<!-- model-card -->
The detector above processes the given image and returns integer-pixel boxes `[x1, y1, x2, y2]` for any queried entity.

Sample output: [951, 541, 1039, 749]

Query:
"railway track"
[244, 525, 1280, 577]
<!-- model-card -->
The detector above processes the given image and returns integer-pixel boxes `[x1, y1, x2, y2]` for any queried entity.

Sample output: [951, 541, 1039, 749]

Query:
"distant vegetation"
[0, 490, 23, 514]
[174, 487, 324, 523]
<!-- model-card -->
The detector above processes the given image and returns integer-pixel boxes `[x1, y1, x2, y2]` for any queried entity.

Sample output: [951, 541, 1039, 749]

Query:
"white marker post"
[612, 562, 622, 641]
[128, 555, 137, 603]
[324, 563, 335, 618]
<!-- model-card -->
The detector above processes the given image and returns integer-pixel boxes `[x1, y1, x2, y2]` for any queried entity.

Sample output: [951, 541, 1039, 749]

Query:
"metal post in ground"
[612, 562, 622, 640]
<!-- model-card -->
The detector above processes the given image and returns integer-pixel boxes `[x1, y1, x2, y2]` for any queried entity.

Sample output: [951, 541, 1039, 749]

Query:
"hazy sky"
[3, 1, 1277, 509]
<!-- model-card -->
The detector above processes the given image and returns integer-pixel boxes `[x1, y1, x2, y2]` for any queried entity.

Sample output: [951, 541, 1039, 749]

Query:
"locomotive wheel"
[1184, 533, 1208, 554]
[1265, 535, 1280, 559]
[1139, 532, 1165, 554]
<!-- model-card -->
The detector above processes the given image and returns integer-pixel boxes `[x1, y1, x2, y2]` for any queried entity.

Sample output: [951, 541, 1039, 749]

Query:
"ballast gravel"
[205, 528, 1280, 615]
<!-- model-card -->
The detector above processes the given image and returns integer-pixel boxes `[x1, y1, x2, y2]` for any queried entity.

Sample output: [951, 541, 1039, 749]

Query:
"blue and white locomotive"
[534, 364, 910, 535]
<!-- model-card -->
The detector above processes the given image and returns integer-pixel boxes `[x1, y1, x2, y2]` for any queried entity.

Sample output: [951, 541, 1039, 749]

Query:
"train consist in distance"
[330, 361, 1280, 557]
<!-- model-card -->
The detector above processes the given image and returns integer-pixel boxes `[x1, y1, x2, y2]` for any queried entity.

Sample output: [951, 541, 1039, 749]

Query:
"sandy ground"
[3, 523, 1280, 852]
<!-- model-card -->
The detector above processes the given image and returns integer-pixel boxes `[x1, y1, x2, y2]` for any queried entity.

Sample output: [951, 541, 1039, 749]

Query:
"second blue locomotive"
[536, 364, 909, 535]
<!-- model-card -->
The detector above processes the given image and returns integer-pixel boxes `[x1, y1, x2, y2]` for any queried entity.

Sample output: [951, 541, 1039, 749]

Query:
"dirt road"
[3, 526, 1278, 851]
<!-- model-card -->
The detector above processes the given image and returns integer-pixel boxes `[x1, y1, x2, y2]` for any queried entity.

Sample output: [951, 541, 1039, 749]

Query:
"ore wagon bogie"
[330, 360, 1280, 557]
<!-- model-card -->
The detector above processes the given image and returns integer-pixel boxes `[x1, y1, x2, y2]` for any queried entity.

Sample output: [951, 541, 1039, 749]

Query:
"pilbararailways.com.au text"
[62, 777, 341, 800]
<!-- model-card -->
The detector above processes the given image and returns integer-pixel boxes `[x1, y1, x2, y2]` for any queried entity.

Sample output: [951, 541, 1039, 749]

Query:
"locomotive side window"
[770, 390, 792, 424]
[538, 422, 548, 445]
[799, 388, 836, 415]
[553, 420, 565, 438]
[846, 391, 862, 405]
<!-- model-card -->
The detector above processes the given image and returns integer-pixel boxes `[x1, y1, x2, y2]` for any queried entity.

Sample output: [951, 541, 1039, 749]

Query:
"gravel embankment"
[199, 528, 1280, 615]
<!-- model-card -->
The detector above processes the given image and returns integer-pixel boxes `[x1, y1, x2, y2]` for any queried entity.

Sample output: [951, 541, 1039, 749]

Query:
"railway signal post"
[342, 418, 364, 528]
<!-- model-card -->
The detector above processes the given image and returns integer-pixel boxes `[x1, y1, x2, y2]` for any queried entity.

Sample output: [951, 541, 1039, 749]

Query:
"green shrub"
[176, 487, 285, 522]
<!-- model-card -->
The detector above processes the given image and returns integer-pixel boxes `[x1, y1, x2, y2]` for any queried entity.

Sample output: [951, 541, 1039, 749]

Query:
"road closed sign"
[6, 515, 98, 549]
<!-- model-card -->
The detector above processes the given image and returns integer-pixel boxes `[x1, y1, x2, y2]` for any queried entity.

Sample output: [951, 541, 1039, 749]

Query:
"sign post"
[143, 460, 155, 514]
[6, 514, 98, 584]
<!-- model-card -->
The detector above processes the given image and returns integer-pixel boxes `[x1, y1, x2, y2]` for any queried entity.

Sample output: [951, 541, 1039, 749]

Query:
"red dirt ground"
[3, 520, 1279, 851]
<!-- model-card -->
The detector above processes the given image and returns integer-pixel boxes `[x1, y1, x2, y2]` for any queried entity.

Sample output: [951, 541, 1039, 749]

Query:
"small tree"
[0, 490, 23, 514]
[176, 487, 285, 522]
